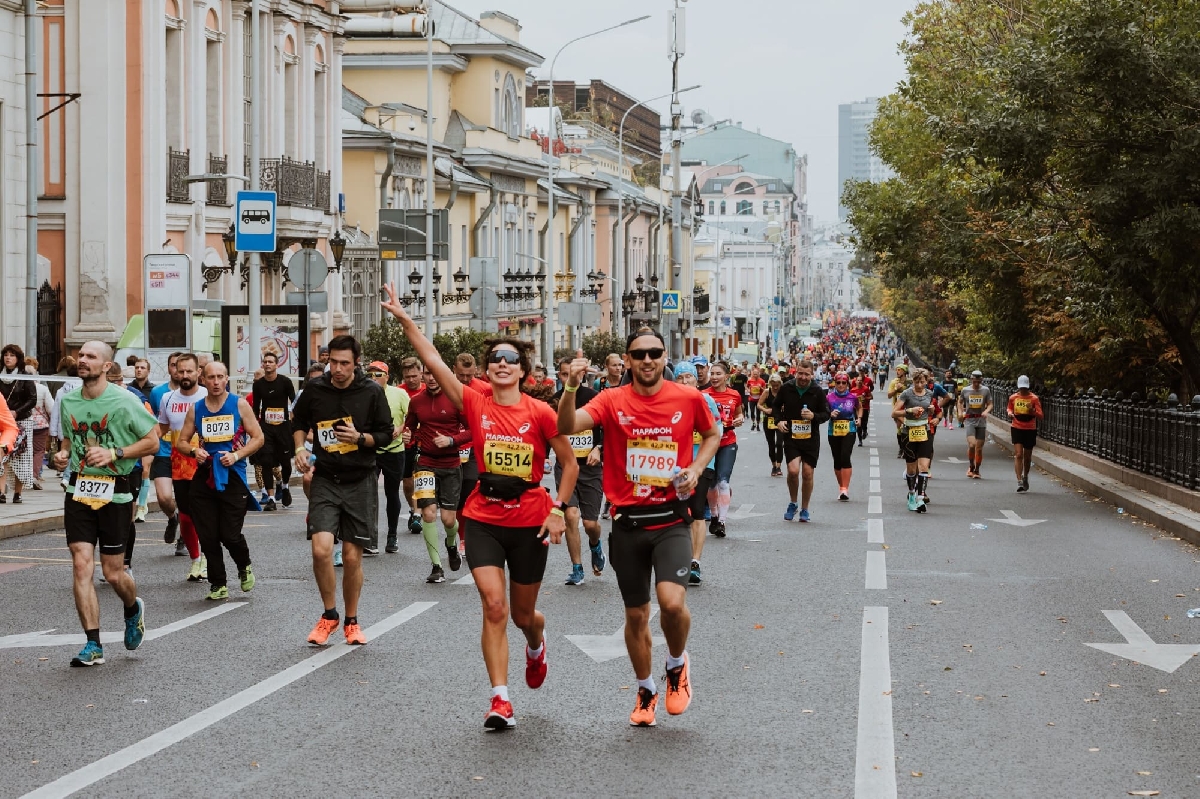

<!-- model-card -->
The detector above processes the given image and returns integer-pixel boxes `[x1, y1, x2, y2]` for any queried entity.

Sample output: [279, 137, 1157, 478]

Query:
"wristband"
[549, 507, 565, 518]
[109, 448, 117, 464]
[563, 383, 578, 393]
[295, 446, 308, 456]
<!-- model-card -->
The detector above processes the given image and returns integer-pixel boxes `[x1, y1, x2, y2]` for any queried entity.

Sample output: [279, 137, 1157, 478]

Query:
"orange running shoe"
[629, 687, 658, 727]
[665, 653, 692, 715]
[307, 616, 339, 646]
[344, 621, 366, 645]
[484, 695, 516, 730]
[525, 641, 547, 689]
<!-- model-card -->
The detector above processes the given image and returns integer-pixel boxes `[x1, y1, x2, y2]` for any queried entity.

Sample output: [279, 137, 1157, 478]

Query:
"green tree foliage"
[362, 319, 491, 378]
[845, 0, 1200, 395]
[553, 331, 625, 367]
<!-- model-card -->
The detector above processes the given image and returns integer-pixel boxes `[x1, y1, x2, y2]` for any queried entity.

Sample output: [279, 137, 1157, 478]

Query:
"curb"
[987, 415, 1200, 547]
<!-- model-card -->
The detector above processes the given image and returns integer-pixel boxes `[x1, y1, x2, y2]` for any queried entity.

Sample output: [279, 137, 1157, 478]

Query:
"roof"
[429, 1, 543, 65]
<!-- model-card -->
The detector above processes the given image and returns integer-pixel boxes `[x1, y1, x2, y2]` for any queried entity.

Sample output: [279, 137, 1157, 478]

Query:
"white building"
[0, 0, 29, 352]
[838, 97, 894, 220]
[811, 225, 860, 312]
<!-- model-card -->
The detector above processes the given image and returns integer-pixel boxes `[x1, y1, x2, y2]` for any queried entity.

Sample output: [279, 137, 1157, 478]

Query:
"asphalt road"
[3, 398, 1199, 798]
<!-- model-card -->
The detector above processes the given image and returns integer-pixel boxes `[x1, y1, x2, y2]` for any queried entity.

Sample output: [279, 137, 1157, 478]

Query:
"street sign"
[286, 248, 328, 291]
[468, 256, 499, 289]
[143, 253, 191, 351]
[378, 208, 449, 261]
[469, 287, 499, 319]
[557, 302, 600, 327]
[661, 290, 681, 313]
[286, 291, 327, 313]
[235, 190, 277, 253]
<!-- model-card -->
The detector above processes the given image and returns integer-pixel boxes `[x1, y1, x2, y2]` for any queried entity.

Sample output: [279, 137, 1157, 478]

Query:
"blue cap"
[674, 361, 698, 379]
[689, 355, 709, 366]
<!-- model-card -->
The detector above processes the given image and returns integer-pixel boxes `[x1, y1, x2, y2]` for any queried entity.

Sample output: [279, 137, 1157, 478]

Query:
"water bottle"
[672, 467, 692, 501]
[1187, 608, 1200, 619]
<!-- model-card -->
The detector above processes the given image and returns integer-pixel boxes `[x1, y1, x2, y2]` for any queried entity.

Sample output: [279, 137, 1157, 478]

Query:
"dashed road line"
[867, 519, 884, 544]
[855, 606, 897, 797]
[865, 552, 887, 590]
[868, 496, 882, 514]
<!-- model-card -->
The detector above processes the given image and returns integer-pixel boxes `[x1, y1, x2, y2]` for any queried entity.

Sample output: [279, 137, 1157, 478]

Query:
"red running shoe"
[525, 641, 547, 689]
[484, 695, 516, 730]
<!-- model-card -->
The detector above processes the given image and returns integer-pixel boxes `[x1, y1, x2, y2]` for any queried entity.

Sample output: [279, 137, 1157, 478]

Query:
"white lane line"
[869, 467, 880, 478]
[855, 606, 897, 798]
[870, 457, 879, 467]
[867, 518, 884, 544]
[23, 602, 438, 798]
[868, 495, 882, 514]
[869, 480, 881, 494]
[869, 448, 878, 456]
[865, 551, 887, 590]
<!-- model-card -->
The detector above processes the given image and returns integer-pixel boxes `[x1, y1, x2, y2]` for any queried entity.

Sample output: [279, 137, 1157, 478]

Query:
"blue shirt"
[150, 383, 173, 457]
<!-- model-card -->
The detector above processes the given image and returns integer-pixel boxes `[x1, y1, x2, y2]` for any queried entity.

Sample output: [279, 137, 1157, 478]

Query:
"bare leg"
[800, 462, 815, 509]
[70, 542, 100, 630]
[509, 580, 545, 650]
[656, 582, 691, 658]
[310, 531, 337, 611]
[341, 542, 363, 618]
[564, 506, 582, 567]
[474, 566, 509, 687]
[690, 519, 706, 562]
[624, 602, 653, 680]
[786, 458, 800, 503]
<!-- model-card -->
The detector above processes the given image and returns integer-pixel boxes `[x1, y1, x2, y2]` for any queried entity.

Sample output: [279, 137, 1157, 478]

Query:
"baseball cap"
[318, 346, 330, 355]
[971, 369, 983, 378]
[368, 361, 389, 374]
[674, 361, 698, 379]
[1017, 375, 1031, 388]
[690, 355, 709, 367]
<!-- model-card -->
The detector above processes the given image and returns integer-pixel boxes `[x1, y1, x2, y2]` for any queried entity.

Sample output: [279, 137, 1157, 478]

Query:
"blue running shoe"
[688, 561, 702, 585]
[907, 492, 919, 512]
[71, 641, 105, 667]
[784, 502, 797, 521]
[798, 508, 811, 523]
[565, 564, 585, 586]
[124, 597, 145, 651]
[334, 548, 343, 568]
[590, 541, 606, 575]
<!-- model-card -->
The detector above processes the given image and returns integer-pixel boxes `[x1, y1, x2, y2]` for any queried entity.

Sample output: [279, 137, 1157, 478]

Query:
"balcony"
[249, 156, 331, 211]
[167, 148, 190, 203]
[206, 154, 229, 206]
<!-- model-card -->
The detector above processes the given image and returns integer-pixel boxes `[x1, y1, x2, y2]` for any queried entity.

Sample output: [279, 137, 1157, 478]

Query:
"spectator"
[0, 343, 35, 503]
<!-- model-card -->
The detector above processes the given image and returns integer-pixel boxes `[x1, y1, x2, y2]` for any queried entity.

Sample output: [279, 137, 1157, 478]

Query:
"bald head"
[76, 341, 114, 385]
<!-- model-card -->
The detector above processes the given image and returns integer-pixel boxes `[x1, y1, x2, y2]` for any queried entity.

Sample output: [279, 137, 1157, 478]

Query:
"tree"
[362, 319, 492, 378]
[554, 331, 625, 366]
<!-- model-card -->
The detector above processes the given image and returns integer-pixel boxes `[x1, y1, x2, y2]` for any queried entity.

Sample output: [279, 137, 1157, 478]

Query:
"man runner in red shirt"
[558, 331, 719, 727]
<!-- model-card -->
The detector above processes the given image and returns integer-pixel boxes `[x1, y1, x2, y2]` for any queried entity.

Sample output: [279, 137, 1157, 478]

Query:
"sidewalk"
[986, 413, 1200, 546]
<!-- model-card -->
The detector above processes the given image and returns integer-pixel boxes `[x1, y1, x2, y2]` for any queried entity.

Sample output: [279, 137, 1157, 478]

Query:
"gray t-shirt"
[959, 385, 992, 421]
[897, 386, 935, 429]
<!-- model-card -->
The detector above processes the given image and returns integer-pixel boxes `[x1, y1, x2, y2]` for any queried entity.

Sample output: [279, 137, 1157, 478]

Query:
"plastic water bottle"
[970, 523, 988, 530]
[1187, 608, 1200, 619]
[672, 467, 692, 501]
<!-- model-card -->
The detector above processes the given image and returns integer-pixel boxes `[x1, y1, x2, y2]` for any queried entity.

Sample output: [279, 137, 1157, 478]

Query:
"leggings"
[858, 406, 871, 442]
[747, 400, 761, 425]
[763, 422, 784, 464]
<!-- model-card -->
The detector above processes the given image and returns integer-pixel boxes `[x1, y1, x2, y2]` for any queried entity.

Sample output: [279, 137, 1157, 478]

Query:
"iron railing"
[248, 156, 331, 210]
[984, 378, 1200, 491]
[207, 154, 229, 205]
[36, 281, 62, 373]
[167, 148, 190, 203]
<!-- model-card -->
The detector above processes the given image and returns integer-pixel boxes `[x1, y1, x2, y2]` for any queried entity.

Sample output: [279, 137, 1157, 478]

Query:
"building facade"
[0, 0, 29, 353]
[837, 97, 894, 220]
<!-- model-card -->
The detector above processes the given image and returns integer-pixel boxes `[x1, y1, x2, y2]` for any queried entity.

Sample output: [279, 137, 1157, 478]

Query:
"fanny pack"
[477, 472, 537, 501]
[612, 501, 692, 529]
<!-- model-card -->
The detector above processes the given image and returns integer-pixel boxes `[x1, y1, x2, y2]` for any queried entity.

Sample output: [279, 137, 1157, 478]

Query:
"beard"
[632, 364, 663, 388]
[179, 378, 196, 391]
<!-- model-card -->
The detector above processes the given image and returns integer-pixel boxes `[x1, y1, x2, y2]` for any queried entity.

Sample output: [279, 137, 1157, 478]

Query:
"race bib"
[968, 396, 984, 410]
[483, 440, 533, 479]
[750, 386, 762, 396]
[832, 419, 851, 437]
[1013, 398, 1033, 415]
[316, 418, 358, 454]
[625, 439, 678, 487]
[692, 431, 702, 445]
[74, 475, 115, 509]
[460, 447, 471, 464]
[569, 432, 594, 459]
[413, 470, 436, 500]
[201, 414, 235, 443]
[908, 424, 929, 443]
[766, 417, 776, 430]
[791, 422, 811, 440]
[265, 407, 286, 424]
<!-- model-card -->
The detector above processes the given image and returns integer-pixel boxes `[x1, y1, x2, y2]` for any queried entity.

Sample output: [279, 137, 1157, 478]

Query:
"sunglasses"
[627, 348, 665, 361]
[486, 350, 522, 365]
[367, 371, 386, 378]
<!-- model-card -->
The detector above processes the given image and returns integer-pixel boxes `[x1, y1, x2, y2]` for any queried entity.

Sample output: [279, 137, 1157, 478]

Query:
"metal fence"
[984, 379, 1200, 490]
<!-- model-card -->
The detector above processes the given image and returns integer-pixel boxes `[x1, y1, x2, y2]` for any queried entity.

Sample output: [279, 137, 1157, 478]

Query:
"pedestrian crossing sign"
[661, 290, 681, 313]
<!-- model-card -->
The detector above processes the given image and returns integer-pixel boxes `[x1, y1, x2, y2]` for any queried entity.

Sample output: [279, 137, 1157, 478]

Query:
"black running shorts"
[608, 518, 692, 608]
[1010, 427, 1037, 448]
[65, 496, 134, 556]
[464, 519, 548, 585]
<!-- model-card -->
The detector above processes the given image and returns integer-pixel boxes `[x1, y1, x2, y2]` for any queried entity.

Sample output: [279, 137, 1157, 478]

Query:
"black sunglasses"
[627, 347, 665, 361]
[486, 350, 522, 365]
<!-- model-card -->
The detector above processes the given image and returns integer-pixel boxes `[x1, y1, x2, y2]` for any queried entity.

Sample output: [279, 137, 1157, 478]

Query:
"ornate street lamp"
[328, 229, 347, 272]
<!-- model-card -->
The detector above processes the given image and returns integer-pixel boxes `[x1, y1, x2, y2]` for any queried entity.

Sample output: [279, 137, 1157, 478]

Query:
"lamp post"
[545, 14, 650, 365]
[615, 84, 699, 339]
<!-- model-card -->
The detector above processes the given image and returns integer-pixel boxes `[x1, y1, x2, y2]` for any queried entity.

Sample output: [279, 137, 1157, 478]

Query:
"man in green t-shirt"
[368, 361, 409, 554]
[53, 341, 160, 667]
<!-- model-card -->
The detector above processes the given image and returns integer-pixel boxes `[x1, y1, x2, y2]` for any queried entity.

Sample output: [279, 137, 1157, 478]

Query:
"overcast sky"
[451, 0, 916, 223]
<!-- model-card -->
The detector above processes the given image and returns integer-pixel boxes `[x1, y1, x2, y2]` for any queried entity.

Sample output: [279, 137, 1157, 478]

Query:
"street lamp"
[328, 229, 347, 272]
[545, 14, 651, 364]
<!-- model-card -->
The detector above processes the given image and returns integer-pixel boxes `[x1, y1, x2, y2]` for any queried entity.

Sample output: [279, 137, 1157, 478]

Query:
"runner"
[176, 360, 264, 600]
[758, 373, 784, 477]
[553, 357, 605, 586]
[673, 361, 721, 586]
[852, 364, 875, 447]
[558, 330, 719, 728]
[453, 353, 492, 556]
[893, 368, 939, 512]
[940, 370, 959, 429]
[773, 360, 830, 522]
[54, 341, 156, 666]
[251, 351, 296, 510]
[398, 357, 426, 535]
[702, 361, 744, 538]
[958, 370, 993, 478]
[1007, 375, 1043, 493]
[382, 284, 577, 731]
[402, 359, 471, 582]
[887, 364, 911, 459]
[745, 365, 765, 431]
[149, 352, 182, 547]
[157, 354, 207, 581]
[826, 372, 862, 501]
[593, 353, 624, 392]
[292, 336, 394, 645]
[367, 361, 410, 554]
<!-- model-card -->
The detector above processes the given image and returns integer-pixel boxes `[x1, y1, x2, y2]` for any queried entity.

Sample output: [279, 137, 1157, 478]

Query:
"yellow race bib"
[832, 419, 851, 437]
[625, 439, 678, 486]
[73, 475, 115, 510]
[459, 447, 471, 464]
[316, 418, 358, 454]
[766, 417, 776, 430]
[264, 407, 286, 424]
[413, 470, 436, 500]
[968, 396, 984, 410]
[568, 432, 594, 459]
[1013, 398, 1033, 415]
[201, 414, 236, 444]
[791, 421, 811, 440]
[907, 424, 928, 443]
[483, 440, 533, 479]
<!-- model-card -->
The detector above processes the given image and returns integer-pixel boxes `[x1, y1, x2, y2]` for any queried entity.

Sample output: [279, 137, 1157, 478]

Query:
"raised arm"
[380, 283, 463, 410]
[556, 351, 597, 435]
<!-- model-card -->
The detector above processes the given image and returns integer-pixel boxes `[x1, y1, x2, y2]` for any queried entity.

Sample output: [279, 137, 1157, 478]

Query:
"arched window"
[719, 200, 726, 215]
[502, 73, 520, 137]
[733, 181, 754, 195]
[708, 200, 714, 215]
[736, 200, 752, 215]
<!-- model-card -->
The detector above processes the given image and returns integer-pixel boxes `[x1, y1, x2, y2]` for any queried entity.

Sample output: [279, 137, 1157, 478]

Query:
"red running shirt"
[747, 377, 766, 399]
[580, 382, 715, 507]
[703, 386, 742, 447]
[460, 387, 557, 527]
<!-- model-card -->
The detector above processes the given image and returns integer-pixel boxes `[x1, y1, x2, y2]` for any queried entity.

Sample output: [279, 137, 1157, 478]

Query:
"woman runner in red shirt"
[382, 285, 577, 731]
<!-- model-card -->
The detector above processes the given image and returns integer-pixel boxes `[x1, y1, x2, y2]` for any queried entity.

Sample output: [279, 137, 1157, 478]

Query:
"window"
[719, 200, 726, 215]
[205, 37, 221, 157]
[502, 74, 520, 137]
[734, 181, 753, 194]
[736, 200, 752, 215]
[708, 200, 714, 215]
[574, 87, 589, 112]
[314, 45, 328, 169]
[243, 11, 251, 162]
[762, 200, 769, 215]
[343, 255, 381, 335]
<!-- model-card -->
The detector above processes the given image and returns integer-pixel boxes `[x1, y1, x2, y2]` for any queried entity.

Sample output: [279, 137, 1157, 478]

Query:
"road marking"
[855, 606, 896, 797]
[0, 604, 247, 651]
[728, 503, 765, 519]
[454, 573, 476, 585]
[566, 606, 664, 663]
[869, 448, 878, 456]
[1085, 610, 1200, 673]
[941, 457, 965, 464]
[865, 552, 887, 590]
[22, 601, 437, 798]
[0, 554, 72, 564]
[868, 496, 882, 514]
[869, 480, 881, 494]
[987, 509, 1046, 527]
[869, 467, 880, 478]
[867, 519, 884, 544]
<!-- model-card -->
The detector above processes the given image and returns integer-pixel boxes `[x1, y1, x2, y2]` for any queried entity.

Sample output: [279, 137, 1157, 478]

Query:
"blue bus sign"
[235, 190, 277, 253]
